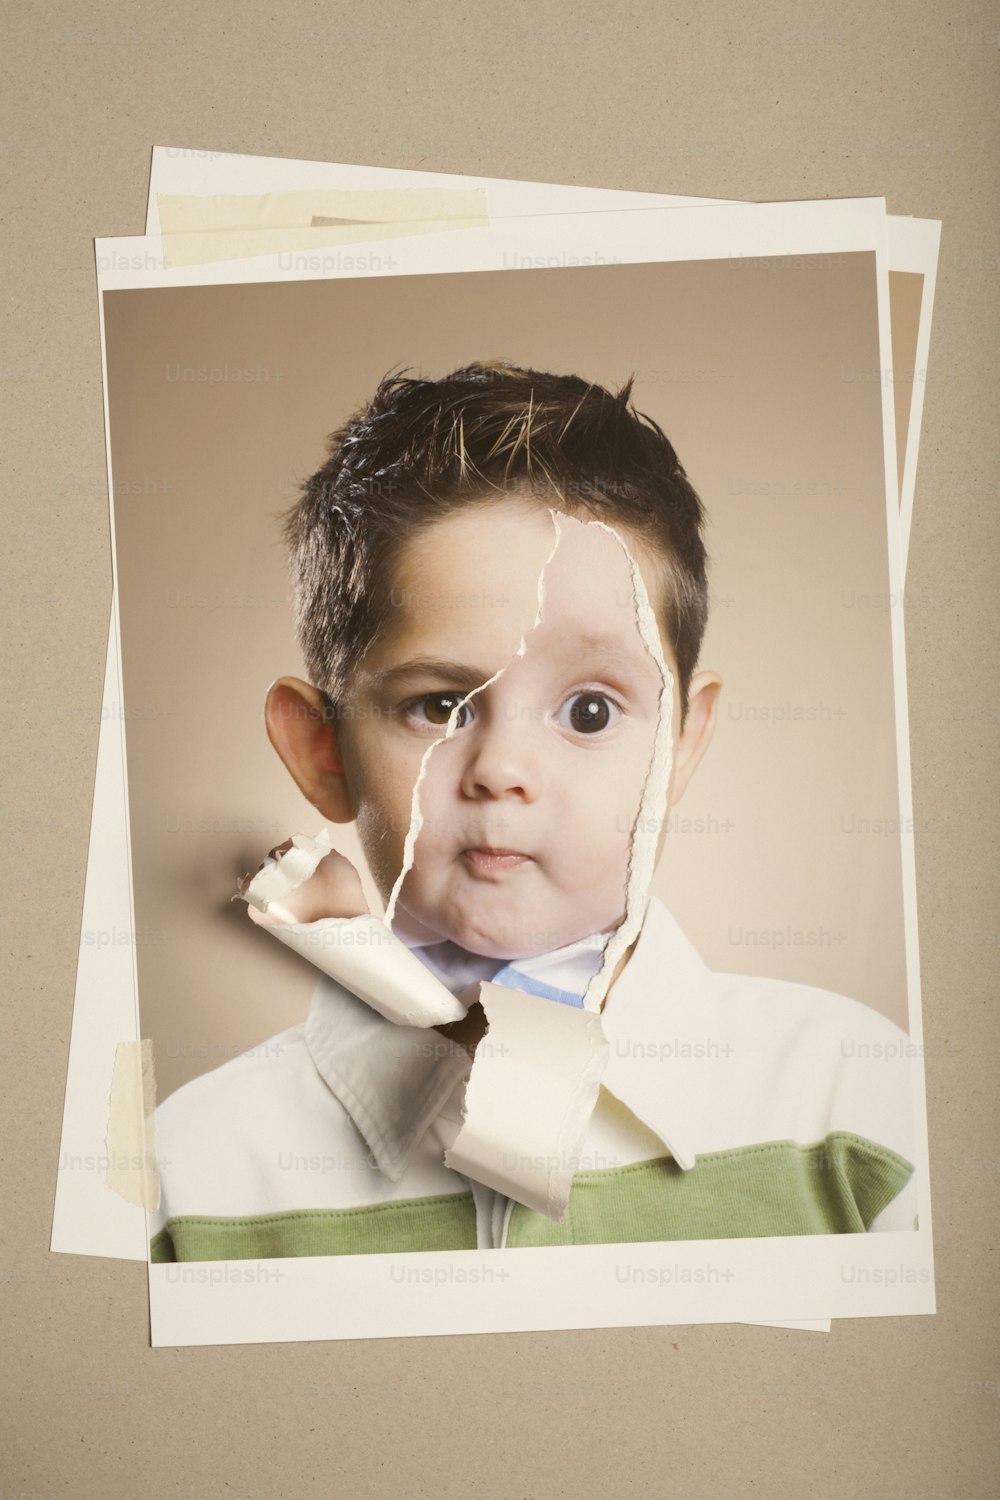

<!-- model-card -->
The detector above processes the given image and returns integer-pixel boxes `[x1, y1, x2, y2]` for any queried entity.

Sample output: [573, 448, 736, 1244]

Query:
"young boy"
[149, 361, 917, 1262]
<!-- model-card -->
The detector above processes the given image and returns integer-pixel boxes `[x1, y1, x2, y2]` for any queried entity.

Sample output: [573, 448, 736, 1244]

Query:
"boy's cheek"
[341, 727, 411, 816]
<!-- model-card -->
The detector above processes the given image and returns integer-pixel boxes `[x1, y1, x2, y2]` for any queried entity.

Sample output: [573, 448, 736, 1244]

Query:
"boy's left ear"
[668, 670, 722, 807]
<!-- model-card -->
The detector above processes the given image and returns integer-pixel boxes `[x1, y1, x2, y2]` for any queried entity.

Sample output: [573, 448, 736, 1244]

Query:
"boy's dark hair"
[283, 360, 709, 724]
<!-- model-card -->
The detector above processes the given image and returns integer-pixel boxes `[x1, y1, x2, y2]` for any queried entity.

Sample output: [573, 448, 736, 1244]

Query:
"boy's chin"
[392, 899, 533, 960]
[389, 880, 623, 958]
[421, 908, 593, 962]
[410, 912, 512, 959]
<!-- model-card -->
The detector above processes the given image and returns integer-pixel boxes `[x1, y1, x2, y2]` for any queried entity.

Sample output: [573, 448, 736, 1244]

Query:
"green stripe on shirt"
[507, 1132, 914, 1247]
[151, 1190, 478, 1262]
[150, 1131, 914, 1261]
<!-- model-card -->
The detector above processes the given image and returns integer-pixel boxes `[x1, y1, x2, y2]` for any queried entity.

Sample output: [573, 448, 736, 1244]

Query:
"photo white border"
[62, 193, 935, 1342]
[152, 1231, 934, 1348]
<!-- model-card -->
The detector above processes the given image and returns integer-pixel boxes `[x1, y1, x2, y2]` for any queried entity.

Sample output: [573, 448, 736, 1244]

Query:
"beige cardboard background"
[103, 255, 908, 1104]
[3, 5, 997, 1500]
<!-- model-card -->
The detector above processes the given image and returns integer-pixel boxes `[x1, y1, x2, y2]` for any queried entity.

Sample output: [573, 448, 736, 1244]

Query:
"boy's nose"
[455, 702, 544, 803]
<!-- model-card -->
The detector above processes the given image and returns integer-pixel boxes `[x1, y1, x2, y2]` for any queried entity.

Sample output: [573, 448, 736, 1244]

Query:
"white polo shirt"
[149, 896, 918, 1261]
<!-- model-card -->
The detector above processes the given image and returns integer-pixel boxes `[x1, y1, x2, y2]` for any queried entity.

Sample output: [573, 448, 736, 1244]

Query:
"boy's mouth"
[461, 845, 534, 874]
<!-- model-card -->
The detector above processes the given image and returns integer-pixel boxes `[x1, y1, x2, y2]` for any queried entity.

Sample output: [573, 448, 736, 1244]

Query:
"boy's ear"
[264, 677, 355, 824]
[668, 669, 722, 808]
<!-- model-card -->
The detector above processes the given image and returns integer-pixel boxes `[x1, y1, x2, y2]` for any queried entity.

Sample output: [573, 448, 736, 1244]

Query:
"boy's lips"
[461, 845, 535, 874]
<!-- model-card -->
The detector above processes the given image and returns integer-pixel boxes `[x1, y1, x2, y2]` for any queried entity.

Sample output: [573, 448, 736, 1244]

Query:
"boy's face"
[332, 497, 682, 958]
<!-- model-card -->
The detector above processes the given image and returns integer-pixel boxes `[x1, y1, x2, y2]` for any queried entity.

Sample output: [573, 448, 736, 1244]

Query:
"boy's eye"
[556, 691, 621, 736]
[404, 692, 474, 730]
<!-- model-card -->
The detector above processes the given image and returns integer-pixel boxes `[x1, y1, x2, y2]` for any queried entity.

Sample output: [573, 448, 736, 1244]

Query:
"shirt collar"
[304, 981, 472, 1182]
[490, 928, 610, 1007]
[407, 928, 612, 1006]
[599, 895, 718, 1171]
[304, 896, 716, 1181]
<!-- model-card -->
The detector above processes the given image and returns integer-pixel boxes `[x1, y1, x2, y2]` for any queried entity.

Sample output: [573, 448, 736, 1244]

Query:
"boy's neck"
[434, 935, 639, 1057]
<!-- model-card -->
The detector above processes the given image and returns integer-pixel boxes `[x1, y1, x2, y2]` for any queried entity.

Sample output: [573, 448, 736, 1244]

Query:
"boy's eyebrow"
[371, 634, 652, 695]
[574, 629, 642, 657]
[370, 657, 492, 693]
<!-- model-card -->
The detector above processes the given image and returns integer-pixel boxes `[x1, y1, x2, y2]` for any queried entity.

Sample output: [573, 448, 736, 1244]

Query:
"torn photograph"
[91, 198, 934, 1342]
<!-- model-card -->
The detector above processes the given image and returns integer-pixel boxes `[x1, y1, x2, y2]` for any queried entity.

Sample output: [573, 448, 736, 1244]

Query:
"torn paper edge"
[383, 503, 563, 930]
[580, 523, 675, 1013]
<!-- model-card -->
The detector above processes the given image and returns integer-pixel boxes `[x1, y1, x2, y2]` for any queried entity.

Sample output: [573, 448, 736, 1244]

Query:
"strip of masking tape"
[156, 188, 489, 266]
[445, 981, 610, 1221]
[105, 1039, 160, 1210]
[310, 216, 381, 226]
[160, 186, 489, 231]
[240, 831, 467, 1028]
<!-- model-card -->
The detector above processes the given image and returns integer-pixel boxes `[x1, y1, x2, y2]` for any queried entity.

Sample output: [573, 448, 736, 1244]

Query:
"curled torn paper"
[237, 830, 467, 1028]
[444, 981, 610, 1219]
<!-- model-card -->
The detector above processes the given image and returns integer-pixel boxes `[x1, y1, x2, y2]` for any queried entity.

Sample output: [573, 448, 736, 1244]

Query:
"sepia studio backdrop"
[103, 253, 918, 1102]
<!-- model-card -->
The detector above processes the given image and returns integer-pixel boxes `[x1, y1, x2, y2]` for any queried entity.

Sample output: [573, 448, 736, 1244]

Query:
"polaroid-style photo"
[84, 197, 934, 1345]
